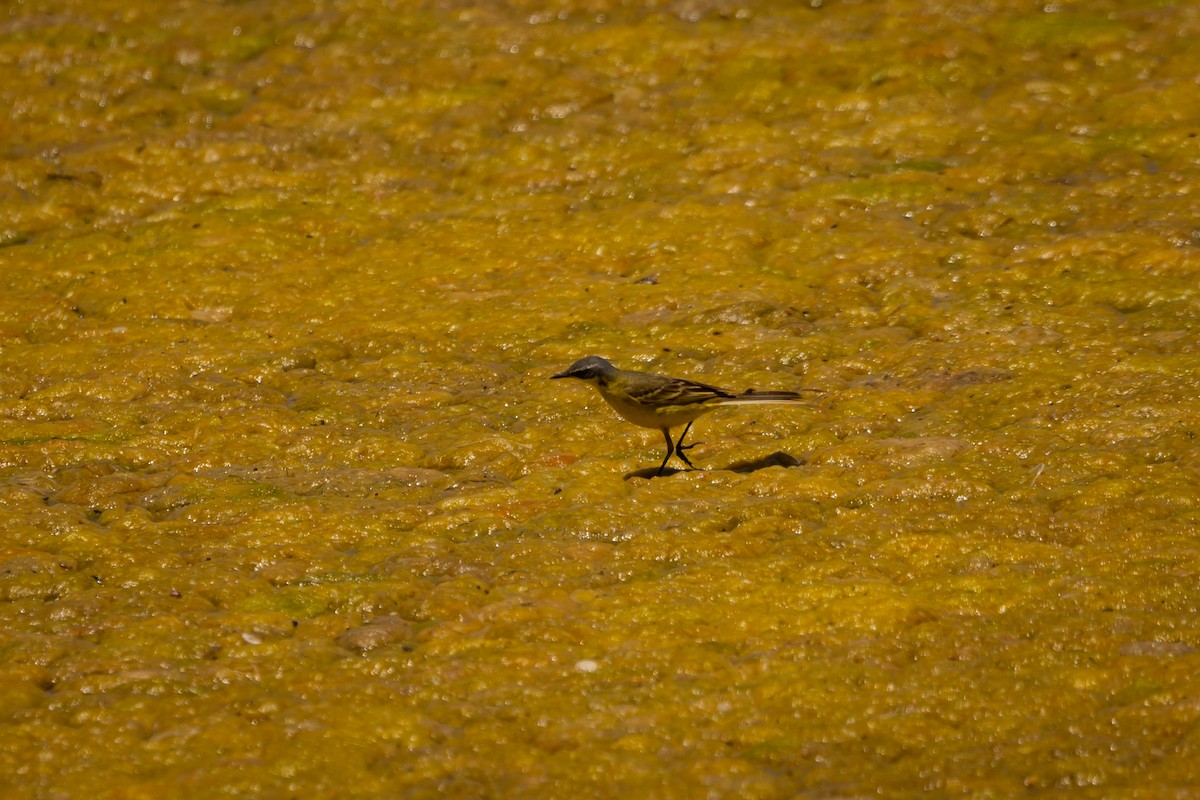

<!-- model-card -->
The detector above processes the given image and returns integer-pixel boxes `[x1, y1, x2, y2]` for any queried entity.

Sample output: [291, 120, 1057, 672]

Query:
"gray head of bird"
[551, 356, 618, 383]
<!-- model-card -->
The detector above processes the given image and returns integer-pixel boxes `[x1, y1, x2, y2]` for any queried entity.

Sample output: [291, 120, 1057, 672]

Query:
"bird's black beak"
[550, 370, 571, 379]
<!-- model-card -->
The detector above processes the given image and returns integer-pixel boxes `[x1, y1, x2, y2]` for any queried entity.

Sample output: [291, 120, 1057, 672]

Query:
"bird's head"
[551, 356, 617, 384]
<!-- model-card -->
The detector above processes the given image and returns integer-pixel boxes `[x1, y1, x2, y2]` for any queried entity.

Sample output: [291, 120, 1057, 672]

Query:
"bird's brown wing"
[625, 376, 737, 408]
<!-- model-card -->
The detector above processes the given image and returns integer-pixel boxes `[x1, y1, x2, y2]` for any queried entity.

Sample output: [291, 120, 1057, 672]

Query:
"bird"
[551, 355, 817, 475]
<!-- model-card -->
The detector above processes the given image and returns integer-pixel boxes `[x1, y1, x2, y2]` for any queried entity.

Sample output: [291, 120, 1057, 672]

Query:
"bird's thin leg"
[673, 421, 697, 469]
[658, 428, 674, 475]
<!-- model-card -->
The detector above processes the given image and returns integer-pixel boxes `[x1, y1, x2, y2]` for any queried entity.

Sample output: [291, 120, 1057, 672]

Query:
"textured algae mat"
[2, 1, 1199, 797]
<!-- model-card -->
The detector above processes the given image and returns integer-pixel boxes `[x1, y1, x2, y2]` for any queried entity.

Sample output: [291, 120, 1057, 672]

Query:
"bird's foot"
[676, 442, 700, 469]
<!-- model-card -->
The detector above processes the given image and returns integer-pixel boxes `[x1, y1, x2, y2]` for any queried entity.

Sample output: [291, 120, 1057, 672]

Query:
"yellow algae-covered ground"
[2, 0, 1200, 796]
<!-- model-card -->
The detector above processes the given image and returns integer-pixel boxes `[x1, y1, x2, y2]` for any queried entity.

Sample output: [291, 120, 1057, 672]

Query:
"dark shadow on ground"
[624, 451, 804, 480]
[726, 451, 804, 473]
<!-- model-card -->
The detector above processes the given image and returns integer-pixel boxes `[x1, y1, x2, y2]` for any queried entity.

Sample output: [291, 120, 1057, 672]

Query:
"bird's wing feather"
[625, 377, 735, 407]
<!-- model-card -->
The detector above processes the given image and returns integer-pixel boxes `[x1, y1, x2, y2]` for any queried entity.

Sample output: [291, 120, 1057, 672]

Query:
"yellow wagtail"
[551, 355, 818, 475]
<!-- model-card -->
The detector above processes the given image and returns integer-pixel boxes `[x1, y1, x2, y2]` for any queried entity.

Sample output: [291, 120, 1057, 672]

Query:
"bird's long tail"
[717, 389, 821, 405]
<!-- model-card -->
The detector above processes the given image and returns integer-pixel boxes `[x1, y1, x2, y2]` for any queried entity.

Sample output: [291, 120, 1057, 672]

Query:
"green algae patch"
[3, 0, 1200, 797]
[237, 586, 331, 618]
[993, 12, 1133, 51]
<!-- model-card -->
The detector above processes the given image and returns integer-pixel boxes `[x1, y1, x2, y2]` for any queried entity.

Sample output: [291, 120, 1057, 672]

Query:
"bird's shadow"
[624, 451, 804, 480]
